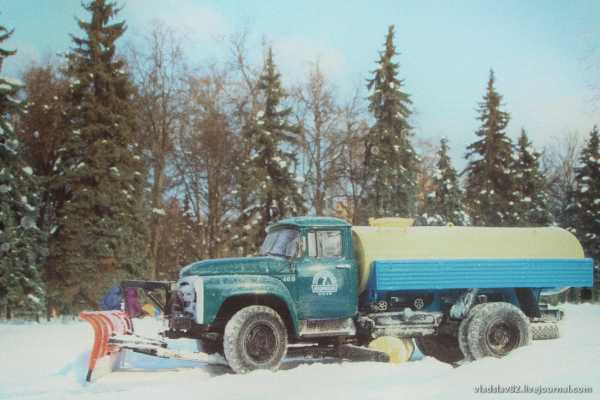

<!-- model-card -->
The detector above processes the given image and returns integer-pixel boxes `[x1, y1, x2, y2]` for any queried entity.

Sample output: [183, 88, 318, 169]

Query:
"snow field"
[0, 304, 599, 400]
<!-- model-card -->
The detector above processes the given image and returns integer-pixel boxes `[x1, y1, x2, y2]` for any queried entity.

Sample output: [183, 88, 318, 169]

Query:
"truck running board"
[298, 318, 356, 338]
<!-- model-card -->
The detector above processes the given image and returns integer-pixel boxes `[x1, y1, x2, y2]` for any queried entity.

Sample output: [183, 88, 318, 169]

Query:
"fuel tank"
[352, 224, 585, 293]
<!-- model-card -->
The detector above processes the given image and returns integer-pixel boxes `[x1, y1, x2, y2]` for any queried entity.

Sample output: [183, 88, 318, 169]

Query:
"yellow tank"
[352, 224, 585, 293]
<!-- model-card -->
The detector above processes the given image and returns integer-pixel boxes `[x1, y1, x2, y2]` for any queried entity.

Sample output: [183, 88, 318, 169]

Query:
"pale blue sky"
[2, 0, 599, 167]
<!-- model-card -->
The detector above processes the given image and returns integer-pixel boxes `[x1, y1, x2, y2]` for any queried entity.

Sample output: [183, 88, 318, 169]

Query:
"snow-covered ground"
[1, 304, 599, 400]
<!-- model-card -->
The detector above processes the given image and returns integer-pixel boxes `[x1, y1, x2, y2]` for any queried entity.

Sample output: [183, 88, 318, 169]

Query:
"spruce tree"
[363, 25, 417, 220]
[464, 70, 516, 226]
[47, 0, 147, 312]
[236, 48, 305, 252]
[573, 126, 600, 267]
[232, 139, 257, 255]
[512, 129, 552, 226]
[0, 24, 45, 318]
[422, 138, 467, 225]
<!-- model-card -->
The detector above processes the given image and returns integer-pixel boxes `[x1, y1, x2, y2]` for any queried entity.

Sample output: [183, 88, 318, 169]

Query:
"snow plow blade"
[79, 310, 133, 382]
[80, 310, 228, 382]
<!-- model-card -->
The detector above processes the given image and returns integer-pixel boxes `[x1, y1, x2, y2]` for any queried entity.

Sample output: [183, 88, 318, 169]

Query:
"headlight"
[177, 276, 204, 324]
[193, 277, 204, 324]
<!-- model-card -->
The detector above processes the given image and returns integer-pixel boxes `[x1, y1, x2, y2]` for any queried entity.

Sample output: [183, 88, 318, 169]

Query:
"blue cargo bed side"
[368, 258, 594, 293]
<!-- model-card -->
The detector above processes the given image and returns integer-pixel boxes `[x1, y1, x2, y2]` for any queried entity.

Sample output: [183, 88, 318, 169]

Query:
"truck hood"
[179, 256, 291, 278]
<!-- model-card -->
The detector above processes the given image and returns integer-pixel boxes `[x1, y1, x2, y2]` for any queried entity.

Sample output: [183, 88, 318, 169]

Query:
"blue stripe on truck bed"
[370, 258, 594, 291]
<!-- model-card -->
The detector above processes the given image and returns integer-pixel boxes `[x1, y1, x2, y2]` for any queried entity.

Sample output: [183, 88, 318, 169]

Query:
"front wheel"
[223, 305, 288, 374]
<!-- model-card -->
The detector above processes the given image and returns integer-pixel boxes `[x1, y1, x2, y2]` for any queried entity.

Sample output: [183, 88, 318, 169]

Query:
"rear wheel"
[223, 305, 288, 374]
[458, 303, 489, 361]
[415, 333, 464, 364]
[465, 302, 530, 360]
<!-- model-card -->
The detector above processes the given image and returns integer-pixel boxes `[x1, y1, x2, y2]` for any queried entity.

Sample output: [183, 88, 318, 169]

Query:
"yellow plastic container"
[368, 336, 414, 363]
[352, 225, 585, 294]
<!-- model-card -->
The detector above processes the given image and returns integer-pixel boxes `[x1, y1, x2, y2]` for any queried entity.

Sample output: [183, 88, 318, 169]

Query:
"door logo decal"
[311, 271, 338, 296]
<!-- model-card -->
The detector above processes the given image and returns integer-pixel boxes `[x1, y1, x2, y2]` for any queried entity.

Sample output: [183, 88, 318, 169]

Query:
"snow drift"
[0, 304, 598, 400]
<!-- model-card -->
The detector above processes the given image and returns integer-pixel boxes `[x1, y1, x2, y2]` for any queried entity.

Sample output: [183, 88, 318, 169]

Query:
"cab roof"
[269, 216, 351, 231]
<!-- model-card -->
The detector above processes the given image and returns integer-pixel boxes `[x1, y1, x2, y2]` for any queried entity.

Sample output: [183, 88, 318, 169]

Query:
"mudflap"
[79, 310, 133, 382]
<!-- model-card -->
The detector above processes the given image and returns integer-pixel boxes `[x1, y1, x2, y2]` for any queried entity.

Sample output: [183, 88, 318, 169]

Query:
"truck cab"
[172, 217, 358, 338]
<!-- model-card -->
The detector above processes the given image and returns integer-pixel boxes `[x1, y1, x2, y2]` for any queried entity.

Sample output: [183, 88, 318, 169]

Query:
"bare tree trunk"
[294, 62, 341, 216]
[148, 156, 166, 279]
[128, 24, 187, 278]
[314, 106, 324, 215]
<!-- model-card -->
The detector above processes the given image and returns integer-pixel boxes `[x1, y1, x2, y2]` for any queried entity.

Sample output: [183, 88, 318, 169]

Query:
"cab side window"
[306, 230, 342, 258]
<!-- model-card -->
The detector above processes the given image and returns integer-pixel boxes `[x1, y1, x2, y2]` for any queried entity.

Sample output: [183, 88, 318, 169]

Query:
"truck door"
[293, 229, 356, 319]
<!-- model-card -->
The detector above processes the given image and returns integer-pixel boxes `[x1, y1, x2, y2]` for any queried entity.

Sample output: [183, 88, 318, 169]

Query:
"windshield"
[259, 228, 299, 258]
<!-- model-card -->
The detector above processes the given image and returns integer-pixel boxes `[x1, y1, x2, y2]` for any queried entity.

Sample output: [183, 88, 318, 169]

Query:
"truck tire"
[223, 305, 288, 374]
[465, 302, 531, 360]
[415, 334, 464, 364]
[530, 321, 560, 340]
[458, 303, 489, 362]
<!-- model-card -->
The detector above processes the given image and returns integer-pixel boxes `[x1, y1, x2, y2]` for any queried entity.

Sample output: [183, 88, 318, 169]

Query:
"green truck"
[92, 216, 593, 377]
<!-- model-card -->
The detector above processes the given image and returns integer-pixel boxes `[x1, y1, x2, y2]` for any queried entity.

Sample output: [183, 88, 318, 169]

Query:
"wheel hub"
[486, 321, 518, 356]
[414, 298, 425, 310]
[244, 323, 276, 363]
